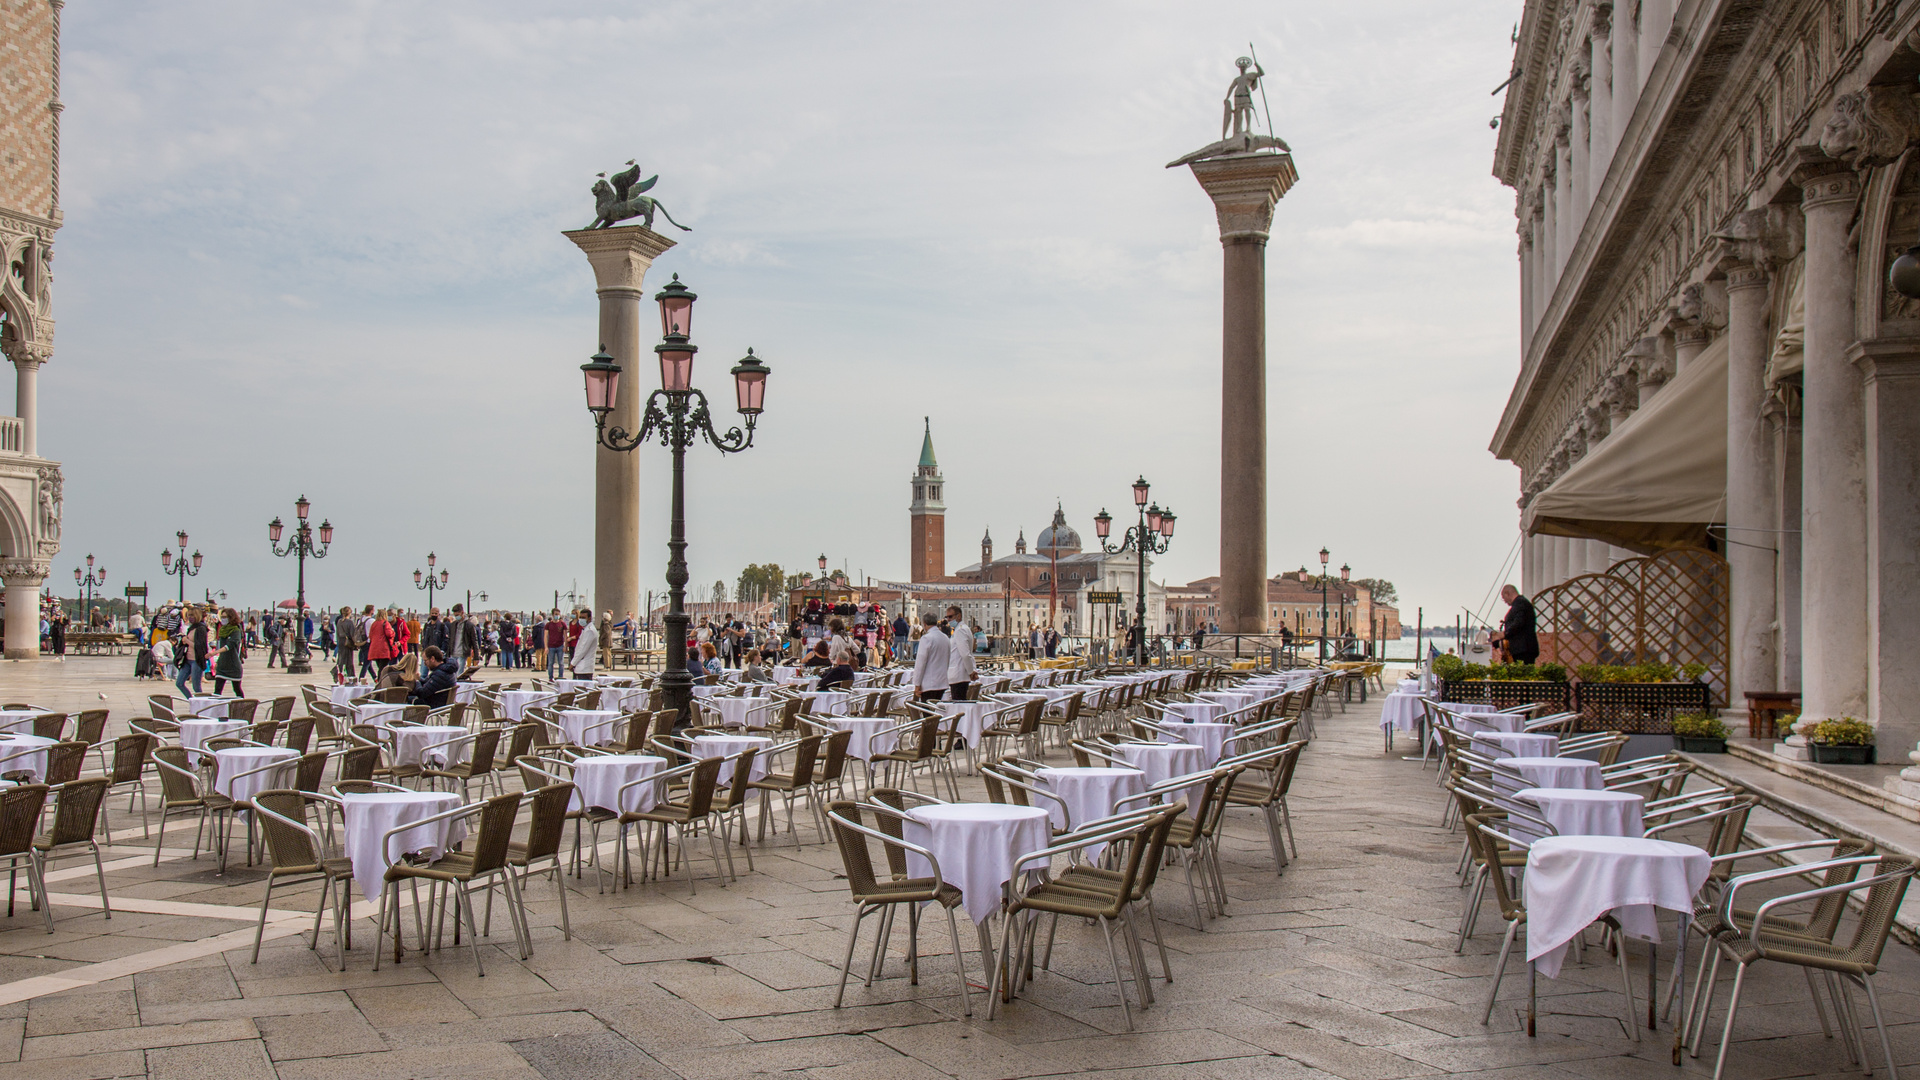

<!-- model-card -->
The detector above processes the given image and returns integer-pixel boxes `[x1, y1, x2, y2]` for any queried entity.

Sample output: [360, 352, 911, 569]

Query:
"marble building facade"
[1495, 0, 1920, 759]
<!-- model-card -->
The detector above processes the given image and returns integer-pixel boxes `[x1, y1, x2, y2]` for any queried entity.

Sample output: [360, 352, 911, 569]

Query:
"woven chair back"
[720, 748, 757, 810]
[32, 713, 66, 740]
[338, 745, 379, 783]
[826, 800, 883, 898]
[818, 729, 854, 783]
[152, 746, 200, 803]
[249, 721, 281, 746]
[74, 710, 108, 747]
[294, 751, 329, 793]
[228, 699, 260, 722]
[1840, 857, 1918, 969]
[523, 783, 574, 860]
[283, 718, 316, 755]
[1464, 814, 1526, 921]
[502, 723, 538, 768]
[0, 784, 49, 855]
[784, 735, 821, 787]
[465, 728, 501, 774]
[47, 776, 109, 844]
[679, 755, 725, 819]
[253, 789, 319, 868]
[110, 734, 151, 785]
[148, 695, 174, 718]
[866, 789, 913, 879]
[269, 697, 295, 723]
[463, 792, 523, 875]
[44, 742, 89, 786]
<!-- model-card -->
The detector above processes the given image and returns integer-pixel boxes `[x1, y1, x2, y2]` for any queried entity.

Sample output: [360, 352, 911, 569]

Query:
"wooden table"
[1744, 690, 1800, 739]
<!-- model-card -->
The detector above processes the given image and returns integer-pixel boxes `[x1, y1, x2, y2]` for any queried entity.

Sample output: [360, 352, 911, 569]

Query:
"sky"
[42, 0, 1526, 625]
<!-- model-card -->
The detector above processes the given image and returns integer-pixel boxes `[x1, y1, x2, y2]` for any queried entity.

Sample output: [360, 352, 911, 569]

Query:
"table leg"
[1672, 910, 1688, 1065]
[1648, 940, 1658, 1031]
[1527, 960, 1536, 1037]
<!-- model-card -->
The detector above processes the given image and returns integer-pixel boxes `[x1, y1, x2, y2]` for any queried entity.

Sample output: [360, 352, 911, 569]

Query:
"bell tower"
[909, 417, 945, 582]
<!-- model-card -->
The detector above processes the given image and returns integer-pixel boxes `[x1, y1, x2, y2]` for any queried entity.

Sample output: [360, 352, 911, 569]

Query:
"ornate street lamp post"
[268, 495, 332, 674]
[578, 274, 771, 723]
[74, 554, 104, 626]
[1093, 475, 1175, 667]
[160, 531, 202, 603]
[1317, 546, 1331, 663]
[413, 551, 448, 610]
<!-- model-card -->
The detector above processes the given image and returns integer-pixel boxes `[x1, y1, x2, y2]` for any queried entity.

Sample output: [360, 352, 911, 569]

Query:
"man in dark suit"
[1498, 584, 1540, 663]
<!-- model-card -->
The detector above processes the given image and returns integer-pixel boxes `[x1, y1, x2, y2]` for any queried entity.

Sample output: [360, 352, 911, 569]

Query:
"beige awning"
[1523, 334, 1727, 553]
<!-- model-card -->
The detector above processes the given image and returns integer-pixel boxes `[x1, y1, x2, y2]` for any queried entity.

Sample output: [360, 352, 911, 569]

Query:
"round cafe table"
[0, 711, 38, 735]
[1158, 721, 1234, 764]
[0, 735, 58, 781]
[353, 703, 410, 726]
[212, 746, 300, 801]
[903, 802, 1052, 925]
[1494, 756, 1603, 795]
[178, 718, 249, 762]
[1035, 766, 1146, 833]
[599, 686, 649, 713]
[383, 725, 469, 770]
[1469, 731, 1560, 759]
[938, 700, 1004, 749]
[706, 696, 772, 730]
[329, 685, 379, 707]
[339, 790, 467, 904]
[1166, 701, 1226, 724]
[187, 696, 238, 718]
[816, 716, 896, 762]
[498, 690, 558, 721]
[1524, 834, 1710, 978]
[1516, 787, 1645, 841]
[803, 691, 851, 715]
[1113, 742, 1209, 818]
[557, 709, 623, 747]
[1378, 691, 1427, 734]
[690, 734, 773, 788]
[570, 754, 667, 814]
[451, 682, 485, 705]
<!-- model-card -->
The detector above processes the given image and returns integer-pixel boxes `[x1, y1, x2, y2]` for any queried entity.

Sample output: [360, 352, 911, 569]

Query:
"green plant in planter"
[1803, 717, 1875, 746]
[1777, 713, 1800, 738]
[1681, 662, 1709, 680]
[1672, 713, 1730, 740]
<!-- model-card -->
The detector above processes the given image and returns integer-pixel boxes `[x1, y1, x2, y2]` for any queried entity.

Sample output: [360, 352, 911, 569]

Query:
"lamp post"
[74, 555, 104, 626]
[267, 495, 332, 674]
[412, 552, 448, 610]
[578, 273, 770, 723]
[160, 531, 202, 603]
[1339, 562, 1351, 655]
[1317, 547, 1331, 663]
[1093, 476, 1175, 667]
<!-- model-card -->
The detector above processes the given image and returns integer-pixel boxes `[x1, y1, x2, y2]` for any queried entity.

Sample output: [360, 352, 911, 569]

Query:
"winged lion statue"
[587, 160, 692, 231]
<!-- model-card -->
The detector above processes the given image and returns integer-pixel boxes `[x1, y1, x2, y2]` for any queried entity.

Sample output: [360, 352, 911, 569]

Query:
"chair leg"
[30, 853, 53, 933]
[1614, 927, 1640, 1042]
[1711, 962, 1749, 1080]
[89, 842, 110, 920]
[1141, 895, 1173, 984]
[1862, 975, 1898, 1080]
[834, 905, 868, 1008]
[550, 857, 572, 941]
[943, 905, 972, 1017]
[251, 875, 277, 963]
[1097, 914, 1134, 1032]
[459, 882, 485, 977]
[1481, 918, 1519, 1024]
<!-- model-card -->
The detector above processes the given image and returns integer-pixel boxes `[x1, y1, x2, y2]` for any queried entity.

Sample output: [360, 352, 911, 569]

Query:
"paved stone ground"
[2, 655, 1919, 1078]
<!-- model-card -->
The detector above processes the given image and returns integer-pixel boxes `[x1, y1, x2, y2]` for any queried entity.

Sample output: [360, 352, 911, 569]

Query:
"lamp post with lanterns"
[413, 552, 448, 610]
[74, 554, 104, 626]
[577, 273, 771, 723]
[268, 495, 332, 674]
[160, 532, 202, 603]
[1312, 548, 1350, 663]
[1093, 476, 1176, 667]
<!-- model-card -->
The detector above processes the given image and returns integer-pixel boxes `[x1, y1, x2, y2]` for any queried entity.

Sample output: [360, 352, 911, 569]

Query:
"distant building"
[1168, 571, 1400, 641]
[907, 418, 945, 584]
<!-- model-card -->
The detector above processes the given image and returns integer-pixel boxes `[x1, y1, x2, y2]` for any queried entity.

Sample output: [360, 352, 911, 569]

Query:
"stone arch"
[0, 488, 29, 561]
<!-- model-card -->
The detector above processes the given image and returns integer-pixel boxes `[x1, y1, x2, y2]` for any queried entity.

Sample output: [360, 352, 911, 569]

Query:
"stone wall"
[0, 0, 56, 220]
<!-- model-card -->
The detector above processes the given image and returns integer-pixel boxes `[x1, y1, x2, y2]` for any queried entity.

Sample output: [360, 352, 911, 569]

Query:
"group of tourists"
[324, 605, 601, 685]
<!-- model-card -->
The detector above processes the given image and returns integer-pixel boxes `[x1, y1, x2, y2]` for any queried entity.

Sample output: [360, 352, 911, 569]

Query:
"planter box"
[1673, 735, 1727, 754]
[1572, 681, 1714, 734]
[1439, 680, 1570, 712]
[1809, 743, 1876, 765]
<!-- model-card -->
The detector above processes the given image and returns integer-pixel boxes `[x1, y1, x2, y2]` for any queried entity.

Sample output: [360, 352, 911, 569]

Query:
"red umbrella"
[276, 599, 302, 610]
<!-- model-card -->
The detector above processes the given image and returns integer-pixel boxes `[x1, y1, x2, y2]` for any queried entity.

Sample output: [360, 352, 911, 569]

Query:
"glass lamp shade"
[413, 569, 423, 585]
[269, 517, 284, 543]
[73, 567, 81, 583]
[161, 548, 172, 569]
[191, 551, 203, 570]
[427, 552, 437, 568]
[295, 495, 310, 521]
[1094, 509, 1113, 539]
[731, 348, 769, 414]
[1132, 476, 1150, 506]
[1893, 247, 1920, 300]
[96, 565, 104, 580]
[1161, 512, 1176, 537]
[1319, 546, 1330, 566]
[657, 339, 696, 393]
[1340, 563, 1351, 581]
[318, 520, 333, 545]
[439, 570, 448, 587]
[818, 553, 828, 570]
[177, 531, 189, 548]
[85, 553, 94, 568]
[1146, 505, 1164, 532]
[654, 274, 697, 338]
[580, 347, 620, 415]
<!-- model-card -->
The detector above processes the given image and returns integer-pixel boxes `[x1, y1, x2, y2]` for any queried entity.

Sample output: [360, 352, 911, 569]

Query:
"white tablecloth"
[554, 679, 597, 694]
[1166, 701, 1226, 724]
[1158, 721, 1234, 763]
[691, 685, 725, 699]
[1378, 691, 1428, 733]
[705, 696, 773, 730]
[904, 802, 1052, 924]
[385, 725, 469, 769]
[0, 711, 38, 734]
[1036, 766, 1145, 832]
[212, 746, 299, 801]
[1525, 835, 1710, 977]
[451, 682, 484, 705]
[178, 719, 249, 761]
[1495, 756, 1603, 795]
[937, 700, 1007, 747]
[1516, 787, 1645, 841]
[691, 734, 773, 787]
[557, 709, 623, 746]
[570, 754, 666, 814]
[498, 690, 558, 721]
[353, 703, 410, 726]
[1114, 741, 1209, 817]
[1470, 731, 1561, 759]
[188, 696, 239, 718]
[1197, 691, 1257, 712]
[340, 791, 467, 904]
[802, 691, 851, 715]
[600, 686, 649, 713]
[329, 685, 379, 707]
[0, 735, 57, 781]
[818, 716, 897, 762]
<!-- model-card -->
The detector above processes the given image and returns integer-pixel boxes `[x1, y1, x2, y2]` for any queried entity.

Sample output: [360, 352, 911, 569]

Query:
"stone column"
[1632, 337, 1670, 407]
[12, 355, 40, 457]
[1854, 342, 1920, 765]
[1611, 9, 1637, 154]
[1724, 262, 1778, 707]
[1555, 130, 1575, 271]
[1570, 76, 1591, 218]
[1519, 230, 1535, 336]
[1639, 0, 1671, 89]
[1673, 322, 1711, 372]
[1521, 531, 1537, 595]
[1587, 6, 1614, 183]
[1540, 181, 1558, 294]
[563, 225, 678, 629]
[1185, 151, 1298, 635]
[1776, 393, 1804, 692]
[1796, 164, 1869, 730]
[2, 561, 47, 660]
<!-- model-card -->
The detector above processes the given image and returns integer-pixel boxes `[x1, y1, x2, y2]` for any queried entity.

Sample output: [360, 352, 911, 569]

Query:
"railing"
[0, 416, 19, 454]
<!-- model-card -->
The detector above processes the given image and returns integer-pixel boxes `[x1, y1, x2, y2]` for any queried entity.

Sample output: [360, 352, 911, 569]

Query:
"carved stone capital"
[561, 226, 678, 297]
[1725, 263, 1770, 292]
[1587, 1, 1611, 40]
[1186, 153, 1298, 243]
[1785, 147, 1862, 209]
[0, 560, 48, 588]
[1818, 86, 1920, 172]
[1710, 206, 1803, 276]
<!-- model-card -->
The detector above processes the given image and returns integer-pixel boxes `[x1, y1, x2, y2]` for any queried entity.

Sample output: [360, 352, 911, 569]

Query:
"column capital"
[1587, 1, 1612, 38]
[1847, 337, 1920, 383]
[1786, 147, 1860, 209]
[0, 559, 48, 588]
[562, 225, 678, 295]
[1185, 152, 1298, 243]
[1725, 263, 1770, 291]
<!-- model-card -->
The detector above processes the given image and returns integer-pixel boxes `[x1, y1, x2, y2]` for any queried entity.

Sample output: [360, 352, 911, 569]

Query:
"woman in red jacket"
[369, 607, 404, 673]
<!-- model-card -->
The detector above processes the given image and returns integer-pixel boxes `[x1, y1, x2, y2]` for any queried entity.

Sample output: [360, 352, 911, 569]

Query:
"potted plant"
[1671, 713, 1729, 753]
[1803, 717, 1877, 765]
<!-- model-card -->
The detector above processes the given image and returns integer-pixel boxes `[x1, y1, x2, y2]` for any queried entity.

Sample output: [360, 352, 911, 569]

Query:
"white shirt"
[912, 626, 950, 693]
[947, 627, 976, 685]
[571, 622, 599, 674]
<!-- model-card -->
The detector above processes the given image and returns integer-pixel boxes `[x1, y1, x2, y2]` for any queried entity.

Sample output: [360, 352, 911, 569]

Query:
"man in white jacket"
[570, 609, 599, 676]
[910, 612, 950, 702]
[945, 610, 975, 701]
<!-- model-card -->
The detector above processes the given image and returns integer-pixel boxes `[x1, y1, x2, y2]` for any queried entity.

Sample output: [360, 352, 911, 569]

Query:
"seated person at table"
[742, 649, 772, 683]
[374, 650, 419, 691]
[816, 646, 857, 691]
[802, 640, 832, 668]
[410, 646, 460, 708]
[699, 641, 723, 681]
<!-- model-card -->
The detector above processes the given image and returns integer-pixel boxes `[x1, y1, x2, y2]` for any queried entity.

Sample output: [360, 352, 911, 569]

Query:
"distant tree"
[712, 580, 728, 605]
[1352, 577, 1398, 605]
[736, 563, 787, 606]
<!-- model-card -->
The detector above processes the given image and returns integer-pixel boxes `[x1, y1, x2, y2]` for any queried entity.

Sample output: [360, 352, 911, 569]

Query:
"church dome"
[1035, 503, 1081, 555]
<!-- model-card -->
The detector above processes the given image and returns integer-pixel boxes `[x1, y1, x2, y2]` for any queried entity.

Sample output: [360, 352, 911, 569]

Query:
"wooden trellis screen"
[1534, 548, 1730, 707]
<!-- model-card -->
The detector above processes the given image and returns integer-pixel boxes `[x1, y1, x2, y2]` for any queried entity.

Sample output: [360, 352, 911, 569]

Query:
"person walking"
[910, 612, 950, 703]
[572, 609, 599, 677]
[369, 607, 404, 674]
[358, 604, 377, 679]
[266, 612, 288, 668]
[332, 606, 359, 683]
[499, 614, 519, 669]
[211, 607, 246, 696]
[544, 609, 568, 680]
[946, 614, 975, 702]
[598, 610, 613, 669]
[173, 606, 209, 698]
